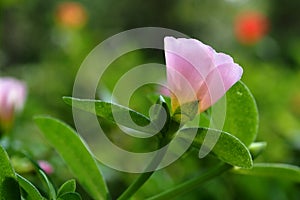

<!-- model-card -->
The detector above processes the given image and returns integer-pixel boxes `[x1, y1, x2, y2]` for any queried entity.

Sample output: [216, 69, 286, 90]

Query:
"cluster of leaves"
[0, 145, 81, 199]
[1, 81, 300, 199]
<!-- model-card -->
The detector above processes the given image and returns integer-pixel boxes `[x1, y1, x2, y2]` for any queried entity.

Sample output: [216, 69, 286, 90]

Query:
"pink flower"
[0, 77, 26, 132]
[38, 160, 54, 175]
[164, 37, 243, 113]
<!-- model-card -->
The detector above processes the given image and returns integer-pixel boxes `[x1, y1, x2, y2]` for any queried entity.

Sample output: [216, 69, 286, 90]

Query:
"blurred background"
[1, 0, 300, 199]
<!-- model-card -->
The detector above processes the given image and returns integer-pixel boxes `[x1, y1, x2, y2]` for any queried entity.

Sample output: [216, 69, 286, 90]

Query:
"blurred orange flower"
[234, 11, 269, 45]
[55, 2, 87, 29]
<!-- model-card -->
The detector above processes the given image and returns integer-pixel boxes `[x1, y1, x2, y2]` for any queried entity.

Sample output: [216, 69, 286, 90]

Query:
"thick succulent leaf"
[35, 116, 109, 200]
[232, 163, 300, 182]
[63, 97, 155, 134]
[57, 179, 76, 197]
[57, 192, 82, 200]
[180, 127, 253, 168]
[0, 145, 21, 200]
[221, 81, 259, 146]
[38, 169, 56, 199]
[17, 174, 44, 200]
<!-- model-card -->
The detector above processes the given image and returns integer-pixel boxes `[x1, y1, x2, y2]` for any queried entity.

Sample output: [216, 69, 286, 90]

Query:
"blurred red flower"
[234, 11, 269, 45]
[55, 2, 87, 29]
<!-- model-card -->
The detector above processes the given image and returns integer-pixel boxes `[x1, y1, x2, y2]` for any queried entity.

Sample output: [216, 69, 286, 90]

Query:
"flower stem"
[117, 171, 154, 200]
[117, 138, 168, 200]
[146, 163, 232, 200]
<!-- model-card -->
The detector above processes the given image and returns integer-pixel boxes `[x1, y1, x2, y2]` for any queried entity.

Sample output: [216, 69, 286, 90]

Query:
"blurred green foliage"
[1, 0, 300, 199]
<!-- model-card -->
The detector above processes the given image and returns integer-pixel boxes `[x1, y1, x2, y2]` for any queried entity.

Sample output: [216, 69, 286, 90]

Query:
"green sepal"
[151, 95, 171, 135]
[172, 100, 199, 124]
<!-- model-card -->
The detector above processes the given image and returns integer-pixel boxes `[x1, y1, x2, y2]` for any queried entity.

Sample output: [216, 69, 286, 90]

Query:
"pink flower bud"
[0, 77, 26, 132]
[38, 160, 54, 175]
[164, 37, 243, 113]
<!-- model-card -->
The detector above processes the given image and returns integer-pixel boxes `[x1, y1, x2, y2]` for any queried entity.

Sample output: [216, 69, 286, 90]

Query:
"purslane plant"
[1, 37, 300, 200]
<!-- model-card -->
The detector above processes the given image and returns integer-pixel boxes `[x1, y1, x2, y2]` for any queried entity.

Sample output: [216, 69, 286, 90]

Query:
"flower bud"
[38, 160, 54, 175]
[164, 37, 243, 114]
[0, 77, 26, 133]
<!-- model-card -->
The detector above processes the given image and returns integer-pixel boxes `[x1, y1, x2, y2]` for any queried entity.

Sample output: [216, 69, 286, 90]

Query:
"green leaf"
[57, 179, 76, 197]
[63, 97, 156, 134]
[180, 128, 253, 168]
[221, 81, 259, 146]
[16, 153, 56, 199]
[16, 174, 44, 200]
[232, 163, 300, 182]
[35, 116, 109, 200]
[57, 192, 82, 200]
[38, 169, 56, 200]
[248, 142, 267, 159]
[0, 145, 21, 200]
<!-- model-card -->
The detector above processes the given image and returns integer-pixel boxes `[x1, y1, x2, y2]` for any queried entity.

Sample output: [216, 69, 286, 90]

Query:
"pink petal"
[199, 63, 243, 111]
[164, 37, 243, 113]
[164, 37, 215, 82]
[164, 37, 214, 107]
[213, 52, 234, 66]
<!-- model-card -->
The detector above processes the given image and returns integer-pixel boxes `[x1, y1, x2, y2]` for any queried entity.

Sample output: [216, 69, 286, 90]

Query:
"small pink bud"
[38, 160, 54, 175]
[164, 37, 243, 113]
[0, 77, 26, 132]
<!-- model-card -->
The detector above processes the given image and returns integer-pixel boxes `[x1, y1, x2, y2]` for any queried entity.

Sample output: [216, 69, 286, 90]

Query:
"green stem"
[117, 111, 182, 200]
[117, 138, 168, 200]
[146, 163, 232, 200]
[117, 171, 155, 200]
